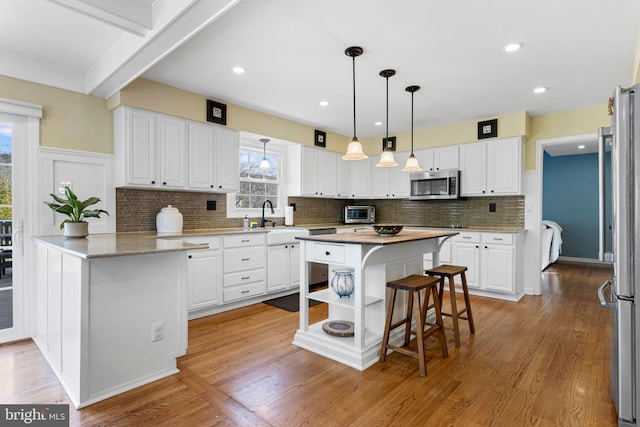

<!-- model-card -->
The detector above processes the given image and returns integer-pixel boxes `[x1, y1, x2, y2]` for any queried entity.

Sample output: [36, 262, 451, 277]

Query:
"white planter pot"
[63, 222, 89, 238]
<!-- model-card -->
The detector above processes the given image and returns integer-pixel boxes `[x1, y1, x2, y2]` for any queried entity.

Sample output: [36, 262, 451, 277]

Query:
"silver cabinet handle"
[241, 290, 250, 294]
[492, 237, 503, 241]
[241, 258, 250, 261]
[241, 276, 250, 280]
[598, 280, 614, 308]
[462, 236, 471, 239]
[241, 239, 250, 243]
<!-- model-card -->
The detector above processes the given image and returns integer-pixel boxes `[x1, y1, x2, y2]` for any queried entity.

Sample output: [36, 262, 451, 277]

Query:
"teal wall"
[542, 151, 611, 259]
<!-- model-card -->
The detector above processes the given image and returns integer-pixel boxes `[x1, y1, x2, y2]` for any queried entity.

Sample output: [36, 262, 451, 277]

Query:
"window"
[227, 140, 284, 218]
[0, 124, 11, 220]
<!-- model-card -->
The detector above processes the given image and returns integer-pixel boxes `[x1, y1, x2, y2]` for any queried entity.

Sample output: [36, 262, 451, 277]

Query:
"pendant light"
[259, 138, 270, 169]
[342, 46, 368, 160]
[376, 69, 398, 167]
[402, 85, 423, 172]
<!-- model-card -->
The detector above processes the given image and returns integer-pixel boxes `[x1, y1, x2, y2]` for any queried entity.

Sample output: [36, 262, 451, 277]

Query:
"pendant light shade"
[259, 138, 270, 169]
[402, 85, 423, 172]
[342, 46, 368, 160]
[376, 69, 398, 167]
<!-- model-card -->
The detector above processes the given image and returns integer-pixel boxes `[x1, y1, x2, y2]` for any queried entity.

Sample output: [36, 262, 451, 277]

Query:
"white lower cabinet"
[450, 231, 523, 301]
[222, 234, 266, 303]
[267, 243, 300, 292]
[185, 237, 221, 311]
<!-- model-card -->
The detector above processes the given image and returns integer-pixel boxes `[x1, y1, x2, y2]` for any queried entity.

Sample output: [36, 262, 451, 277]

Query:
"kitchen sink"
[266, 228, 309, 246]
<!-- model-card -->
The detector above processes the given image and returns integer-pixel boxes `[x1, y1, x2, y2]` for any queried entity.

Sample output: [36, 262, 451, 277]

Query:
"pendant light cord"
[410, 90, 414, 155]
[352, 55, 357, 140]
[385, 74, 389, 150]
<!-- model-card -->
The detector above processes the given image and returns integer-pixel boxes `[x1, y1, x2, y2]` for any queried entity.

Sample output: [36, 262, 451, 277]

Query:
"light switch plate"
[58, 181, 72, 194]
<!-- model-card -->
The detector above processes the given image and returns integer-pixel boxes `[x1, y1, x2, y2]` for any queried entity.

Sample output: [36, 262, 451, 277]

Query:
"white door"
[0, 107, 37, 343]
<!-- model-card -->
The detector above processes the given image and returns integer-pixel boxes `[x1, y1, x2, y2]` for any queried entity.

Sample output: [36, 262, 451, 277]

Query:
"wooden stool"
[424, 264, 475, 347]
[379, 274, 448, 377]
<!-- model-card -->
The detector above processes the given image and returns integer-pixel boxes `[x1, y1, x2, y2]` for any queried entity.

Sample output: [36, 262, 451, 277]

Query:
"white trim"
[0, 97, 43, 118]
[534, 132, 599, 295]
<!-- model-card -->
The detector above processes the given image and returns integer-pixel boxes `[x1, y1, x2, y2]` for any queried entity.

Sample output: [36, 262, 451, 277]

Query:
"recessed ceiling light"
[534, 87, 548, 94]
[578, 144, 585, 149]
[232, 66, 246, 74]
[374, 121, 383, 126]
[504, 43, 523, 52]
[319, 101, 329, 107]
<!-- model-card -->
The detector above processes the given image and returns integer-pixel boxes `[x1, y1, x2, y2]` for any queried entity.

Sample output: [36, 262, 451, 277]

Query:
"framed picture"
[382, 136, 396, 151]
[314, 130, 326, 147]
[477, 118, 497, 139]
[206, 99, 227, 125]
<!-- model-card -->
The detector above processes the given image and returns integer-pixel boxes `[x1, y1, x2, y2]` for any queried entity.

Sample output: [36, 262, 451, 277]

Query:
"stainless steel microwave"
[409, 169, 460, 200]
[344, 205, 375, 224]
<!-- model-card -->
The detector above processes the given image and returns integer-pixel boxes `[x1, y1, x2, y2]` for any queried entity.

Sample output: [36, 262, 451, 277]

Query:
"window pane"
[0, 130, 12, 165]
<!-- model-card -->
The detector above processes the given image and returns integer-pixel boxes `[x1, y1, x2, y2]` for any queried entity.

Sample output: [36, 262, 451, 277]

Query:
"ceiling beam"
[47, 0, 152, 36]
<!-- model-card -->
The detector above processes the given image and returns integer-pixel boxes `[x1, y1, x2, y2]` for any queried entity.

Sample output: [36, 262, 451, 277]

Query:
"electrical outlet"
[206, 200, 216, 210]
[290, 203, 296, 212]
[489, 203, 496, 212]
[151, 322, 164, 342]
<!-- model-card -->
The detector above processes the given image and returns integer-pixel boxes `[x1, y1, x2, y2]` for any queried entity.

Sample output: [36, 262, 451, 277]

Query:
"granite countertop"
[296, 230, 458, 245]
[299, 224, 525, 233]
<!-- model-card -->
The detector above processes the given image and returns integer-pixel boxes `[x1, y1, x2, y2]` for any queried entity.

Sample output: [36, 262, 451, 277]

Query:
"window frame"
[226, 139, 286, 219]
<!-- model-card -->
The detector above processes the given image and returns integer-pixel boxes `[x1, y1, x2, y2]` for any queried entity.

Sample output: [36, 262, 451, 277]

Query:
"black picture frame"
[314, 130, 326, 147]
[206, 100, 227, 125]
[382, 136, 396, 151]
[477, 118, 498, 139]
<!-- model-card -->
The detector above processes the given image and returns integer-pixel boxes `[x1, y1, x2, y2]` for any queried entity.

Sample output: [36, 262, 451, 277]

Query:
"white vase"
[156, 205, 183, 234]
[63, 222, 89, 238]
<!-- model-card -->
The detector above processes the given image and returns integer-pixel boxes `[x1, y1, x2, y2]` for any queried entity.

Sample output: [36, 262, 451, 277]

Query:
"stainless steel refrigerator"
[599, 84, 640, 426]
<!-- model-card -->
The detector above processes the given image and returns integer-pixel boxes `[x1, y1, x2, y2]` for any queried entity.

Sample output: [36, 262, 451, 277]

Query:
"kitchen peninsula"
[294, 229, 457, 370]
[32, 233, 208, 408]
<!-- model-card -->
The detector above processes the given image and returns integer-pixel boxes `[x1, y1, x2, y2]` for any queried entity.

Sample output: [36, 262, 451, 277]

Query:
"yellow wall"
[0, 74, 615, 171]
[0, 76, 113, 153]
[112, 78, 350, 153]
[526, 104, 609, 170]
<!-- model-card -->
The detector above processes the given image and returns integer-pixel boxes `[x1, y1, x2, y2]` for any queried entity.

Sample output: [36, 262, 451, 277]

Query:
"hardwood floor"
[0, 262, 618, 426]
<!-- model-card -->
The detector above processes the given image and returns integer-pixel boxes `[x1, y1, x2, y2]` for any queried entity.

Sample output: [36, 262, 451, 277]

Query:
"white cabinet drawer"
[311, 243, 345, 264]
[183, 236, 220, 249]
[453, 232, 481, 243]
[223, 282, 265, 303]
[224, 268, 265, 288]
[223, 233, 265, 248]
[481, 233, 513, 245]
[224, 246, 265, 273]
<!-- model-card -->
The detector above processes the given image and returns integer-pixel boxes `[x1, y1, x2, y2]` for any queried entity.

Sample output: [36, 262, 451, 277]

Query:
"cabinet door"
[215, 128, 240, 192]
[459, 142, 487, 196]
[389, 164, 410, 198]
[413, 149, 434, 171]
[187, 250, 221, 310]
[128, 109, 157, 186]
[289, 243, 300, 289]
[371, 158, 391, 198]
[267, 245, 288, 292]
[487, 137, 521, 195]
[301, 147, 318, 196]
[336, 156, 350, 198]
[159, 115, 187, 189]
[482, 244, 514, 292]
[188, 122, 215, 190]
[349, 157, 371, 198]
[316, 150, 337, 197]
[434, 146, 459, 170]
[453, 243, 480, 288]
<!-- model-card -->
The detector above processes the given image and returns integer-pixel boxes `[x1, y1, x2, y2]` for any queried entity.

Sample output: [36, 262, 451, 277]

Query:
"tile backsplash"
[116, 188, 524, 232]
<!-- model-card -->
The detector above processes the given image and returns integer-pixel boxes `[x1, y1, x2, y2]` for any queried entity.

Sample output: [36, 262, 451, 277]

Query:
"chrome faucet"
[261, 200, 274, 228]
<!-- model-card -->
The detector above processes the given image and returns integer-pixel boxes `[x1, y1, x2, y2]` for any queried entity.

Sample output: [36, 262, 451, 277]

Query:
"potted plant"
[45, 186, 109, 238]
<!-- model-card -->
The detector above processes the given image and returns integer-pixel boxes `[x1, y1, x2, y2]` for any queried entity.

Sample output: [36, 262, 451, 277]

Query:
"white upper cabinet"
[336, 157, 350, 198]
[414, 146, 459, 172]
[370, 154, 410, 198]
[188, 123, 240, 192]
[459, 136, 522, 196]
[348, 157, 371, 198]
[287, 145, 337, 197]
[114, 106, 239, 192]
